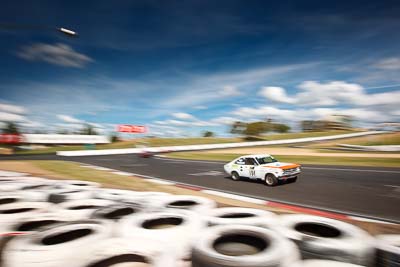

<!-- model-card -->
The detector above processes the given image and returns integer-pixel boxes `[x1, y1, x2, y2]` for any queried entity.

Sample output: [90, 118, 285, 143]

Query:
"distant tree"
[81, 124, 98, 135]
[57, 129, 69, 135]
[110, 134, 118, 142]
[2, 122, 20, 134]
[244, 122, 267, 136]
[273, 123, 290, 133]
[203, 131, 215, 137]
[230, 121, 247, 135]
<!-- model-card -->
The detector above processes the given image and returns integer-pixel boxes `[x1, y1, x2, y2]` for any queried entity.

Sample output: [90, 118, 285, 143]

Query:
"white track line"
[202, 190, 267, 205]
[303, 167, 400, 174]
[111, 171, 135, 176]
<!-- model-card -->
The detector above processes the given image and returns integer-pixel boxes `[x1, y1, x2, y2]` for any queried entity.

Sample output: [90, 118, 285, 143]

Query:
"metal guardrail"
[57, 131, 388, 156]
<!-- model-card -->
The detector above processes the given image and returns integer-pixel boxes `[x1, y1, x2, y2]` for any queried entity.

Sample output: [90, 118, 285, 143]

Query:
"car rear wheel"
[265, 174, 278, 186]
[231, 171, 240, 181]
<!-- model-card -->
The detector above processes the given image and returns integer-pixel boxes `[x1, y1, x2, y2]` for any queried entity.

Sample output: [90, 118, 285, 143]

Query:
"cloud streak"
[17, 43, 93, 68]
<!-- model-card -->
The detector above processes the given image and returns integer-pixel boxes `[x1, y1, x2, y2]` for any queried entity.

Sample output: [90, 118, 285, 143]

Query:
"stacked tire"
[0, 173, 398, 267]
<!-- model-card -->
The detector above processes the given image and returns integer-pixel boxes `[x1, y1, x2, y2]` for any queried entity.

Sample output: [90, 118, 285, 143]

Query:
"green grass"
[345, 133, 400, 146]
[13, 130, 361, 155]
[257, 130, 357, 140]
[167, 152, 400, 167]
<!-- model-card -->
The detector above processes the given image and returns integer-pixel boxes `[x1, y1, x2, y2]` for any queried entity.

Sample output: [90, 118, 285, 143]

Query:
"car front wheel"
[231, 171, 240, 181]
[265, 174, 278, 186]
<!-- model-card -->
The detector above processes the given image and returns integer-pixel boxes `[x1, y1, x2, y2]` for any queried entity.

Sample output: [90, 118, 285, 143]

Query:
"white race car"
[223, 154, 301, 186]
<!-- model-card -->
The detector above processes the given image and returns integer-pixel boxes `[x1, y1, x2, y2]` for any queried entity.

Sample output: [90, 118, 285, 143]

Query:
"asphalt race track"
[1, 154, 400, 222]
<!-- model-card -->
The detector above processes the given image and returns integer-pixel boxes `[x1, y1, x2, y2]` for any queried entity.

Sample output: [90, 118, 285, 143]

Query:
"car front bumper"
[277, 172, 300, 180]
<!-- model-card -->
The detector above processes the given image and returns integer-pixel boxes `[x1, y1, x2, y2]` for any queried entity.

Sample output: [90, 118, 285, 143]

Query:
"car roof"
[239, 154, 272, 158]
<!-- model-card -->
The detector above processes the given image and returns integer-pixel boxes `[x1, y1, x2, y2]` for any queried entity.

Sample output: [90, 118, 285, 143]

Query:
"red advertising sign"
[117, 125, 147, 133]
[0, 134, 23, 144]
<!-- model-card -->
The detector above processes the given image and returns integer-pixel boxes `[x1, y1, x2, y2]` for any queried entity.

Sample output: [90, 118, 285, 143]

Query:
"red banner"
[117, 125, 147, 133]
[0, 134, 23, 144]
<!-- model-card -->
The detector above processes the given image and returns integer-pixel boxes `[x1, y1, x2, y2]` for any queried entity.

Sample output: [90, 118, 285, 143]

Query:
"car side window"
[244, 157, 256, 165]
[235, 158, 245, 165]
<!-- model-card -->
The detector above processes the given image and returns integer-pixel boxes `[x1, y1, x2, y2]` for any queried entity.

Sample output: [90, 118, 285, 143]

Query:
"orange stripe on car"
[263, 164, 300, 170]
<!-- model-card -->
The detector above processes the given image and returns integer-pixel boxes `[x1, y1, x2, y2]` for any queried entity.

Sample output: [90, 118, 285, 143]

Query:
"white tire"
[78, 238, 177, 267]
[2, 221, 111, 267]
[0, 202, 54, 232]
[0, 171, 28, 177]
[375, 234, 400, 266]
[94, 188, 142, 201]
[0, 179, 53, 192]
[191, 224, 300, 267]
[47, 188, 95, 203]
[55, 180, 100, 189]
[277, 214, 375, 266]
[58, 199, 115, 220]
[149, 195, 217, 214]
[0, 195, 23, 206]
[90, 204, 143, 221]
[206, 207, 277, 228]
[5, 213, 71, 233]
[289, 259, 364, 266]
[117, 210, 207, 260]
[1, 190, 52, 203]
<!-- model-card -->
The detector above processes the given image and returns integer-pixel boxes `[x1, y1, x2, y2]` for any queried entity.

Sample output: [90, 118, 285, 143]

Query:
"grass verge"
[166, 152, 400, 167]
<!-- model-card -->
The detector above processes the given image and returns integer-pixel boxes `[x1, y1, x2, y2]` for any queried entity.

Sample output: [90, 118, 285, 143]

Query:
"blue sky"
[0, 0, 399, 136]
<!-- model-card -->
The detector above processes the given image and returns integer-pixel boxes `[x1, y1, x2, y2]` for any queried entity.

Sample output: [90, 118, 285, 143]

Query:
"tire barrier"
[149, 195, 217, 214]
[289, 259, 364, 266]
[48, 188, 95, 204]
[0, 171, 398, 267]
[375, 234, 400, 267]
[59, 199, 115, 220]
[0, 195, 22, 206]
[0, 213, 73, 264]
[0, 179, 52, 192]
[2, 221, 111, 267]
[55, 180, 100, 190]
[90, 204, 143, 221]
[277, 215, 375, 266]
[94, 188, 143, 201]
[117, 210, 207, 260]
[191, 224, 300, 267]
[79, 238, 176, 267]
[206, 207, 277, 228]
[0, 202, 54, 232]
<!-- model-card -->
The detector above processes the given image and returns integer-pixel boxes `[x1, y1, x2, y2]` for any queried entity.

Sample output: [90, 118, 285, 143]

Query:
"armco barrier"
[57, 131, 387, 156]
[338, 144, 400, 152]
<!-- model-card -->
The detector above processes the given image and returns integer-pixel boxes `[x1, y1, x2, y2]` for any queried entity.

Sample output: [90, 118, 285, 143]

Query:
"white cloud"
[232, 106, 296, 121]
[0, 103, 26, 114]
[219, 85, 241, 97]
[20, 120, 45, 128]
[155, 119, 216, 127]
[57, 114, 84, 124]
[259, 86, 295, 104]
[259, 81, 400, 108]
[17, 43, 93, 68]
[172, 112, 195, 120]
[296, 81, 364, 106]
[194, 105, 207, 110]
[375, 57, 400, 70]
[0, 112, 26, 122]
[210, 116, 239, 125]
[162, 63, 315, 109]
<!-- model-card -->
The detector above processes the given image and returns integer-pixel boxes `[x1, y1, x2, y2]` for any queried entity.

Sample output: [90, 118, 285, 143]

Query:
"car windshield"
[256, 156, 278, 164]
